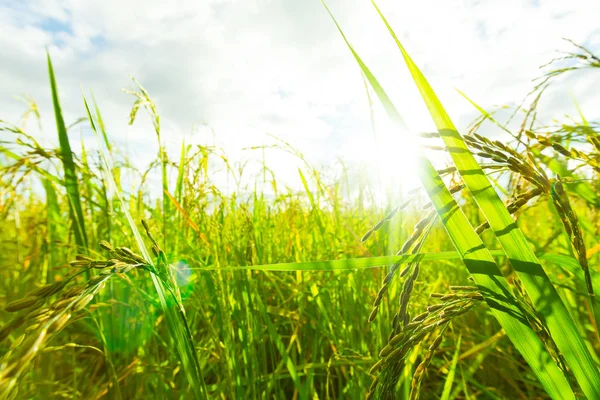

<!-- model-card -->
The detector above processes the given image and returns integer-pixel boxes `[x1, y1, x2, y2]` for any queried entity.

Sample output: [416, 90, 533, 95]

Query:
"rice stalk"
[550, 176, 599, 333]
[46, 52, 88, 252]
[82, 93, 208, 399]
[367, 4, 600, 396]
[367, 288, 483, 399]
[323, 1, 585, 397]
[0, 250, 143, 399]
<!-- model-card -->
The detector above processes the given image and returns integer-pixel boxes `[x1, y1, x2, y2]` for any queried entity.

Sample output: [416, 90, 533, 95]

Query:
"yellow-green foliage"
[1, 14, 599, 400]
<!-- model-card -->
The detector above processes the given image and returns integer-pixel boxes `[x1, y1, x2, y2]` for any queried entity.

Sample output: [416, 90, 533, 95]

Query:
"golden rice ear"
[24, 282, 66, 298]
[72, 294, 94, 312]
[4, 297, 41, 313]
[47, 313, 71, 334]
[0, 247, 147, 395]
[99, 240, 113, 252]
[0, 317, 26, 344]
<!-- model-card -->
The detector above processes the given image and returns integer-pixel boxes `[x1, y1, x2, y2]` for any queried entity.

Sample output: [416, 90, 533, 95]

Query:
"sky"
[1, 0, 599, 199]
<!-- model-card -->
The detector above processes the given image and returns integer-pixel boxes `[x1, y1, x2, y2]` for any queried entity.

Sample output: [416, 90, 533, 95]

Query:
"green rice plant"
[123, 79, 170, 247]
[322, 1, 600, 398]
[550, 177, 599, 332]
[439, 333, 461, 400]
[376, 6, 600, 398]
[13, 95, 42, 132]
[0, 229, 206, 399]
[458, 35, 600, 348]
[368, 287, 484, 399]
[0, 253, 136, 398]
[2, 16, 599, 400]
[47, 52, 88, 252]
[82, 94, 208, 399]
[41, 179, 61, 283]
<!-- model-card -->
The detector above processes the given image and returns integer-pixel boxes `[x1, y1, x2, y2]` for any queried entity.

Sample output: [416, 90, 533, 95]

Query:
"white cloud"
[1, 0, 599, 198]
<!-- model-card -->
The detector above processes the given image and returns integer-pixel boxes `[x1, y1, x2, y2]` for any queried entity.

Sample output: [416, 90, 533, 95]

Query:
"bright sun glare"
[365, 115, 422, 206]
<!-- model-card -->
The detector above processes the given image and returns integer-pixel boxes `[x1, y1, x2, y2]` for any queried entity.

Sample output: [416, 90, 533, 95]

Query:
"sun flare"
[359, 114, 423, 207]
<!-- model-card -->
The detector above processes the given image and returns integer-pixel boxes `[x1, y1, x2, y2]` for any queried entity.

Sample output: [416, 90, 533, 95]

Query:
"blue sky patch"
[38, 17, 72, 35]
[91, 35, 107, 50]
[38, 16, 72, 48]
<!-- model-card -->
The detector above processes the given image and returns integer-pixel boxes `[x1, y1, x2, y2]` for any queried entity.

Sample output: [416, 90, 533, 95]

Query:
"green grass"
[1, 5, 599, 400]
[47, 52, 88, 253]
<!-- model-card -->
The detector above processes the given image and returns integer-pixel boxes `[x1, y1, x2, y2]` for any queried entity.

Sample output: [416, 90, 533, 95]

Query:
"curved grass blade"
[371, 5, 600, 396]
[47, 51, 88, 251]
[92, 93, 112, 153]
[200, 250, 453, 271]
[82, 93, 208, 399]
[198, 250, 600, 295]
[440, 334, 461, 400]
[43, 178, 61, 282]
[321, 2, 576, 398]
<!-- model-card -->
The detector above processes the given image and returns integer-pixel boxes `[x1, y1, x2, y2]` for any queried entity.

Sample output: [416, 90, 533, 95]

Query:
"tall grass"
[47, 53, 88, 253]
[1, 6, 599, 399]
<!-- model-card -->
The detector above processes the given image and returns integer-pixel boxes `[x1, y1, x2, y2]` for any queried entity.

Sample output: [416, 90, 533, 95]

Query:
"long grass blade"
[82, 92, 208, 399]
[440, 334, 461, 400]
[321, 2, 576, 397]
[47, 51, 88, 251]
[370, 4, 600, 396]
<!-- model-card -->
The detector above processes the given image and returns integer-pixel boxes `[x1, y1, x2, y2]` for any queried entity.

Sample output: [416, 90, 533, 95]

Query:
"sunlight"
[366, 114, 422, 207]
[3, 1, 598, 398]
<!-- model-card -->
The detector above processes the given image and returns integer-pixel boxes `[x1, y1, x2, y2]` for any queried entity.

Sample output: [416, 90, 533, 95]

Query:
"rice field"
[1, 5, 600, 400]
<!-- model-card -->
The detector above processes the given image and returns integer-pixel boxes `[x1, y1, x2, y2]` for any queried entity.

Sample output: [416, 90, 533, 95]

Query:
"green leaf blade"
[372, 6, 600, 396]
[322, 3, 580, 397]
[47, 51, 88, 251]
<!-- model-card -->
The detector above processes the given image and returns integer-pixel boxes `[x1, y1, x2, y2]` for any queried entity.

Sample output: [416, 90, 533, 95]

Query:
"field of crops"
[1, 5, 600, 400]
